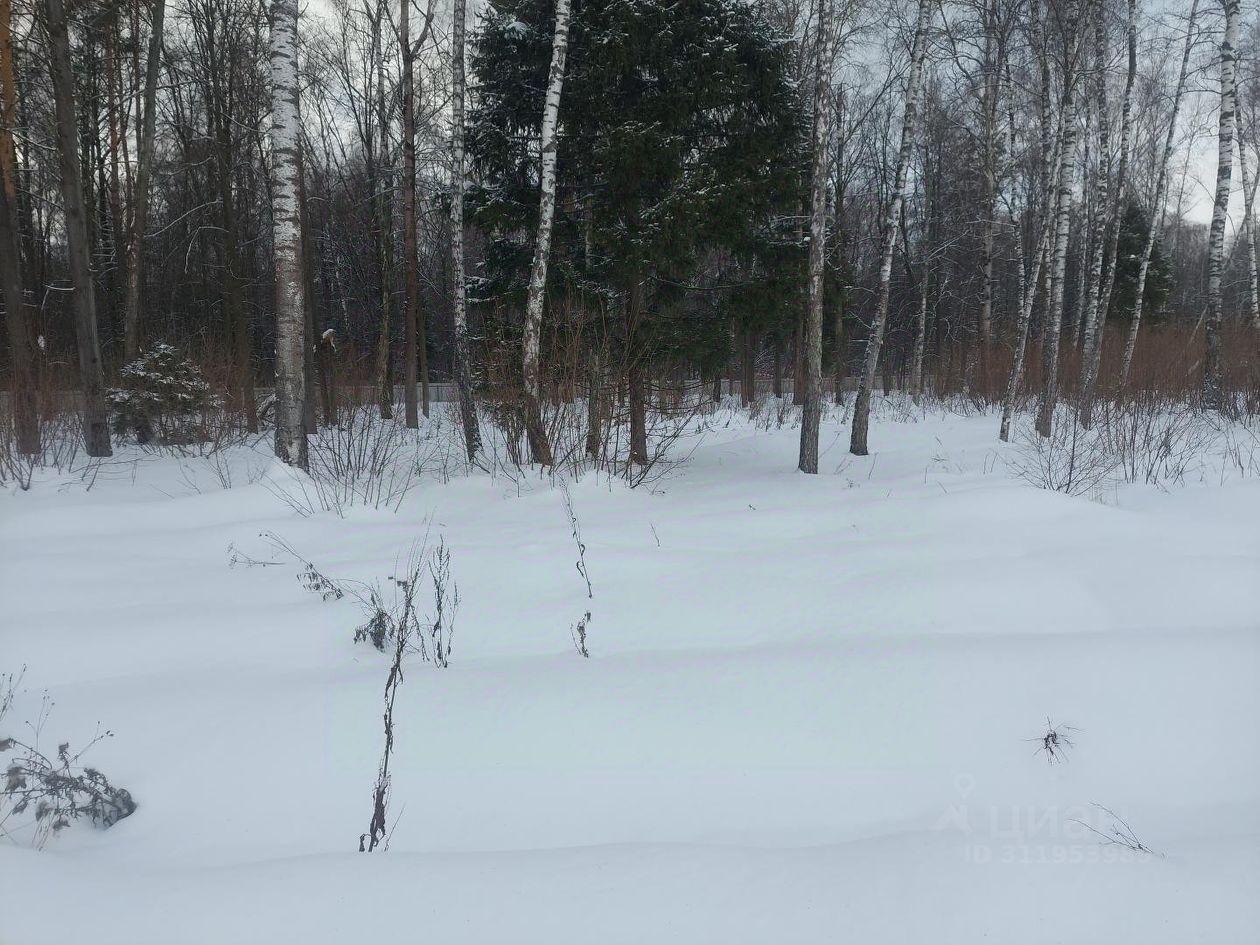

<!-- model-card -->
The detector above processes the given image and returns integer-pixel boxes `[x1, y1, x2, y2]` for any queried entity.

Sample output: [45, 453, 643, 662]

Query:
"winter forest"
[2, 0, 1260, 937]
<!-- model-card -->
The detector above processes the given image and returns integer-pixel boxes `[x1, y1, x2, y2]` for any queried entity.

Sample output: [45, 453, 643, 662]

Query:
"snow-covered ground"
[2, 403, 1258, 944]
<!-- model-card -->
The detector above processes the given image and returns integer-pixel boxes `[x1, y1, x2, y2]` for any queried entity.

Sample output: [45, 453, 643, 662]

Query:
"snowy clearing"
[2, 404, 1258, 944]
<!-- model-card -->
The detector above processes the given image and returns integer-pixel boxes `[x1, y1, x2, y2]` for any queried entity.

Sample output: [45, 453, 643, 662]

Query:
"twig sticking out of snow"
[1071, 804, 1164, 858]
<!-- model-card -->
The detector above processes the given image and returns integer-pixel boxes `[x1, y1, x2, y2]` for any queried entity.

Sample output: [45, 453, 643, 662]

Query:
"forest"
[0, 0, 1257, 472]
[1, 0, 1259, 940]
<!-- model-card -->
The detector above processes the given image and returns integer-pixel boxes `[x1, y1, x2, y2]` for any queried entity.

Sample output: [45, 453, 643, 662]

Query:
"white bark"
[1203, 0, 1239, 410]
[849, 0, 932, 456]
[1000, 129, 1065, 442]
[523, 0, 572, 467]
[1035, 15, 1086, 438]
[1079, 0, 1137, 427]
[270, 0, 307, 468]
[1118, 0, 1198, 384]
[450, 0, 481, 459]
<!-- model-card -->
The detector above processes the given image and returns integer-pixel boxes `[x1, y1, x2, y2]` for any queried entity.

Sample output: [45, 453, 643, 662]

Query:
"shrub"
[109, 343, 222, 444]
[1, 672, 136, 848]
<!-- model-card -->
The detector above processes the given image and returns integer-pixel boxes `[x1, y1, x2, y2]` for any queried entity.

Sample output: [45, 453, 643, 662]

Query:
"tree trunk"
[0, 145, 35, 456]
[1119, 0, 1197, 385]
[1075, 1, 1113, 425]
[122, 0, 165, 362]
[401, 0, 419, 428]
[1238, 115, 1260, 331]
[849, 0, 931, 456]
[1000, 111, 1067, 442]
[299, 152, 318, 435]
[1035, 16, 1085, 437]
[798, 0, 833, 473]
[46, 0, 112, 456]
[976, 0, 999, 394]
[523, 0, 572, 466]
[1203, 0, 1239, 411]
[1079, 0, 1136, 427]
[585, 347, 601, 459]
[741, 327, 757, 406]
[910, 260, 929, 401]
[269, 0, 307, 468]
[450, 0, 481, 460]
[0, 0, 35, 453]
[772, 337, 784, 398]
[626, 276, 648, 466]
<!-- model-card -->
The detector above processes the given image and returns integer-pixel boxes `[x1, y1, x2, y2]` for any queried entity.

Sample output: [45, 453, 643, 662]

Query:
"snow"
[2, 403, 1258, 944]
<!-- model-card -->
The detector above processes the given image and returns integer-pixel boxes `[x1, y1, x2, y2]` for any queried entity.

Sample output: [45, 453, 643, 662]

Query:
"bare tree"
[850, 0, 933, 456]
[46, 0, 112, 457]
[798, 0, 834, 473]
[522, 0, 573, 467]
[122, 0, 167, 362]
[1078, 0, 1138, 429]
[1238, 112, 1260, 330]
[1035, 2, 1086, 438]
[1118, 0, 1198, 384]
[1203, 0, 1240, 410]
[270, 0, 308, 468]
[450, 0, 481, 460]
[0, 0, 35, 454]
[401, 0, 436, 427]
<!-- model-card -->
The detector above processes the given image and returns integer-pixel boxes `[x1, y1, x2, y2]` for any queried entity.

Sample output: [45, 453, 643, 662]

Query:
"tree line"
[1, 0, 1257, 473]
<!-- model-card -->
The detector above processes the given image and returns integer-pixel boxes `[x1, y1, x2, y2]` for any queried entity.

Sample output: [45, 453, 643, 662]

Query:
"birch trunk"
[1203, 0, 1239, 411]
[798, 0, 833, 472]
[450, 0, 481, 460]
[1000, 172, 1060, 441]
[1080, 0, 1137, 427]
[1034, 16, 1085, 438]
[849, 0, 931, 456]
[1000, 99, 1066, 443]
[122, 0, 165, 362]
[522, 0, 572, 466]
[1119, 0, 1197, 384]
[1075, 1, 1113, 423]
[46, 0, 112, 457]
[269, 0, 308, 468]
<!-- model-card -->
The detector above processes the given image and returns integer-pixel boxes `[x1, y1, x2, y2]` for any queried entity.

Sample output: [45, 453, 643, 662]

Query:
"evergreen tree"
[1108, 200, 1171, 325]
[468, 0, 806, 453]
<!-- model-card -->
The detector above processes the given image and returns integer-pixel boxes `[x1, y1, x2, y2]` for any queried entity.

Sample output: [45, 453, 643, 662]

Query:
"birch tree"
[1034, 4, 1085, 438]
[849, 0, 932, 457]
[270, 0, 308, 468]
[1078, 0, 1136, 427]
[522, 0, 573, 467]
[450, 0, 482, 461]
[1075, 0, 1117, 425]
[798, 0, 834, 473]
[1118, 0, 1198, 384]
[1203, 0, 1239, 411]
[46, 0, 112, 457]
